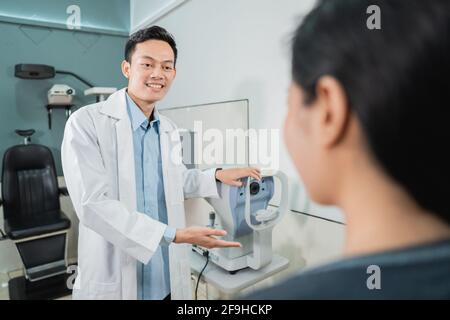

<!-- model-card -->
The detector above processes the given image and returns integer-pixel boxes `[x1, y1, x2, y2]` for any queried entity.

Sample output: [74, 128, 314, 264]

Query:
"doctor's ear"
[121, 60, 130, 79]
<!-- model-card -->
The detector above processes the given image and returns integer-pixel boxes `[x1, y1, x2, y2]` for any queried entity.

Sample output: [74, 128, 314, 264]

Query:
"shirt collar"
[125, 91, 160, 131]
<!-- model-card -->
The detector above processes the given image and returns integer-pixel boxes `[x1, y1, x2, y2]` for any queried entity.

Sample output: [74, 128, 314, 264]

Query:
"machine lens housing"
[250, 181, 260, 195]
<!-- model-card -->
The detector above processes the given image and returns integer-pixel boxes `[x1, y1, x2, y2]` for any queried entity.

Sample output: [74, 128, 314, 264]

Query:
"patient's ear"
[315, 76, 350, 148]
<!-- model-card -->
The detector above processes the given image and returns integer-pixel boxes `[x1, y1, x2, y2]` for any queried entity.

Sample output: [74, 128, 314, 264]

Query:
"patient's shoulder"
[245, 238, 450, 300]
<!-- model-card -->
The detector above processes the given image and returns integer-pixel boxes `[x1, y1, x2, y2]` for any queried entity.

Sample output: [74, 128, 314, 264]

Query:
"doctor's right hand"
[173, 226, 242, 249]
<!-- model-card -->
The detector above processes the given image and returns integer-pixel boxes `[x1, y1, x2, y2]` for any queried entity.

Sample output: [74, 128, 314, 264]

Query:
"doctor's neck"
[127, 89, 156, 119]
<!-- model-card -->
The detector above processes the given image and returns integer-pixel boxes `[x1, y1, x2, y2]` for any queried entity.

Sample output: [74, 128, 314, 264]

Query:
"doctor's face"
[122, 39, 176, 105]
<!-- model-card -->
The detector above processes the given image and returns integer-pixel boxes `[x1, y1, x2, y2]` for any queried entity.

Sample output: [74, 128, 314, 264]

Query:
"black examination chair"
[0, 130, 71, 299]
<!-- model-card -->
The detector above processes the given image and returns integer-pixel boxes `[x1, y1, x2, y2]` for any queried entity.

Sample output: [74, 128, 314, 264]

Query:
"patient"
[247, 0, 450, 299]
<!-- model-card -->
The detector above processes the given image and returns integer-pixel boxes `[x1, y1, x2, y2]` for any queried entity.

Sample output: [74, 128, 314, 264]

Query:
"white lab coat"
[61, 88, 218, 300]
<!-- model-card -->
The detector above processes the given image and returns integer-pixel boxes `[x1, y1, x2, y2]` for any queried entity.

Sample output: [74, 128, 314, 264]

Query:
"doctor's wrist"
[173, 228, 185, 244]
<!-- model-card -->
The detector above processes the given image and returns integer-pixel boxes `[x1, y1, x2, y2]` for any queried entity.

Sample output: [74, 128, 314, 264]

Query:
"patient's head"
[285, 0, 450, 223]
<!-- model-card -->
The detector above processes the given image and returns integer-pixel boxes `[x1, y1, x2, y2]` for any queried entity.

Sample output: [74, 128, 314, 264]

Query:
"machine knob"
[209, 212, 216, 228]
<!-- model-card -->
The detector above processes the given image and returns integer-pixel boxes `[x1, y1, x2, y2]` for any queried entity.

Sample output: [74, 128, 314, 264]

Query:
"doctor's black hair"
[125, 26, 178, 65]
[291, 0, 450, 223]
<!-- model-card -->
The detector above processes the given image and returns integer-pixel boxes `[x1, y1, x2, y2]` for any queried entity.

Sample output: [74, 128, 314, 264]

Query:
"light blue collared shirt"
[126, 92, 177, 300]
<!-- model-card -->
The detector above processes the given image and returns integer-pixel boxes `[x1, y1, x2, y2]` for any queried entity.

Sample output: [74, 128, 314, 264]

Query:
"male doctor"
[61, 26, 261, 300]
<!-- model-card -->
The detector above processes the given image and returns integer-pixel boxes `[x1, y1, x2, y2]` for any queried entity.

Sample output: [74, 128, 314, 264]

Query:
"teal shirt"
[126, 92, 176, 300]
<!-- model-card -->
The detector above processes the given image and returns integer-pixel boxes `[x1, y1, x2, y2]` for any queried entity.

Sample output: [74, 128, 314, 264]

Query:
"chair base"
[8, 271, 73, 300]
[27, 260, 67, 282]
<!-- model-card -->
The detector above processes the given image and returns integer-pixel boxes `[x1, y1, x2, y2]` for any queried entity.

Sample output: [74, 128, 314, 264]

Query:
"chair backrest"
[1, 144, 60, 220]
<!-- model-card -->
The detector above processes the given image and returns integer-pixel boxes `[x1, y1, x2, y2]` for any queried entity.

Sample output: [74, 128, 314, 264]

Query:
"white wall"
[130, 0, 344, 222]
[130, 0, 188, 34]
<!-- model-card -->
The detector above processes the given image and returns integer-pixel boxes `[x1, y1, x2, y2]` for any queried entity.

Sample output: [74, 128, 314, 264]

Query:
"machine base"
[191, 251, 289, 295]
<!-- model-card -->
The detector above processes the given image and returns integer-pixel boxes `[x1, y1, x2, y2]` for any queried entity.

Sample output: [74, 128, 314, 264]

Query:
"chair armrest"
[59, 187, 69, 197]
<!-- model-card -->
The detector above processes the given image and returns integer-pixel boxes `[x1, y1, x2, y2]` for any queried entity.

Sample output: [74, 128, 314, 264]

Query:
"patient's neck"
[338, 159, 450, 257]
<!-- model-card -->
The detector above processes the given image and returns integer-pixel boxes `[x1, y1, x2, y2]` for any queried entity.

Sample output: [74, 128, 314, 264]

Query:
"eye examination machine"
[160, 101, 290, 297]
[194, 170, 289, 274]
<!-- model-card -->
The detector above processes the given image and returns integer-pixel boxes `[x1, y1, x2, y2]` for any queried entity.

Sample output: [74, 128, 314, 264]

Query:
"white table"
[190, 250, 289, 296]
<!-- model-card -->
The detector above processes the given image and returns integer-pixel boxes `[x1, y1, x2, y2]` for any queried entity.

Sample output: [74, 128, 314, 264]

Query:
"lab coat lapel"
[102, 92, 191, 299]
[96, 88, 139, 299]
[116, 118, 137, 212]
[159, 117, 182, 223]
[102, 88, 137, 212]
[159, 117, 193, 300]
[159, 119, 170, 185]
[115, 115, 139, 300]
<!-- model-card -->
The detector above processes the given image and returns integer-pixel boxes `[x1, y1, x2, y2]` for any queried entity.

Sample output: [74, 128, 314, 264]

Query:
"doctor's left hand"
[215, 167, 261, 187]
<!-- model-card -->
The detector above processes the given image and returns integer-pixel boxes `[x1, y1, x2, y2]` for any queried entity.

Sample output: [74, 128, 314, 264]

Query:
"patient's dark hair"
[292, 0, 450, 223]
[125, 25, 177, 65]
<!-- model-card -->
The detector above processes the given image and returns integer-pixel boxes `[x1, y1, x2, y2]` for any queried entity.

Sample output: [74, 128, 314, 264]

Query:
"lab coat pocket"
[88, 281, 121, 300]
[168, 167, 184, 205]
